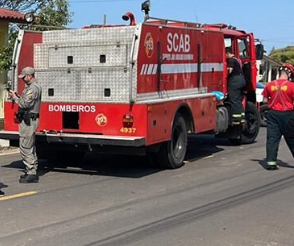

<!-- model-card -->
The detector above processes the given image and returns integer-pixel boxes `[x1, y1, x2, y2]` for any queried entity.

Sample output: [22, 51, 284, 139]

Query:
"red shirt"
[262, 79, 294, 111]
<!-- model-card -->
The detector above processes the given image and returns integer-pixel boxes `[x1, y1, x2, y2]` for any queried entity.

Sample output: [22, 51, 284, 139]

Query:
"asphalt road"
[1, 127, 294, 246]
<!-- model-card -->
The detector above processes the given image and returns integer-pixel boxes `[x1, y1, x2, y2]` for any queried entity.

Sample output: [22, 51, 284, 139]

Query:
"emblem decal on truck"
[95, 113, 108, 127]
[144, 32, 154, 58]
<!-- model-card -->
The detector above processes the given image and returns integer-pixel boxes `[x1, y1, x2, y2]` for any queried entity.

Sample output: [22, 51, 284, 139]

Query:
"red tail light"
[123, 114, 134, 128]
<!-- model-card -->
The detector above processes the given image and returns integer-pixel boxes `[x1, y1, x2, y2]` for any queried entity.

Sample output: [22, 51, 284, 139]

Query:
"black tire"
[155, 114, 187, 169]
[260, 104, 269, 127]
[241, 101, 261, 144]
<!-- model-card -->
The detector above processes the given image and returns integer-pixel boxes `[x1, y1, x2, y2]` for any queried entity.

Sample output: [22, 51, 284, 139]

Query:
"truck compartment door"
[13, 31, 42, 94]
[237, 33, 257, 92]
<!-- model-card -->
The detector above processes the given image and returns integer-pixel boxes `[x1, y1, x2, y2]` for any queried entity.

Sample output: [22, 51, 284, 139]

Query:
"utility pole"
[103, 14, 106, 25]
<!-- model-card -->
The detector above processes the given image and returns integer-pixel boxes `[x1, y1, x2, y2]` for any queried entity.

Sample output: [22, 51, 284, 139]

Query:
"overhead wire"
[70, 0, 141, 3]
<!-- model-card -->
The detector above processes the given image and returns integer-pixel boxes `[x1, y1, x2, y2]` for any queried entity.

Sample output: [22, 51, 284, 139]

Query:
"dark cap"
[225, 47, 233, 54]
[18, 67, 35, 78]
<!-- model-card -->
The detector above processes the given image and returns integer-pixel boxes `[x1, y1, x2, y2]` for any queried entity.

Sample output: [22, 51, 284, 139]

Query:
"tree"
[269, 46, 294, 65]
[269, 46, 275, 56]
[36, 0, 72, 28]
[0, 1, 50, 12]
[0, 0, 72, 70]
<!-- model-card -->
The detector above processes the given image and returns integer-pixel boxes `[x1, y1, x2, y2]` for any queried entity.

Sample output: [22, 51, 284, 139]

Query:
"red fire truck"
[0, 3, 264, 169]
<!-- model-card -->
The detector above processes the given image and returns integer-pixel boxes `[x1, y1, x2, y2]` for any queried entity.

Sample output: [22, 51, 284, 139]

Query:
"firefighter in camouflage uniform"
[9, 67, 42, 183]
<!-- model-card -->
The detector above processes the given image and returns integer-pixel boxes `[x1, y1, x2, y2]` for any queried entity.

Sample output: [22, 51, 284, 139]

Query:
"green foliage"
[0, 31, 17, 70]
[269, 46, 294, 65]
[0, 0, 72, 70]
[0, 0, 49, 12]
[38, 0, 72, 27]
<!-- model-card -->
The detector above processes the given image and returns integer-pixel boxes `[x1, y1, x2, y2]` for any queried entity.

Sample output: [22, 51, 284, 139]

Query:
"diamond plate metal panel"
[36, 70, 78, 102]
[34, 42, 131, 70]
[34, 43, 49, 69]
[32, 25, 141, 103]
[48, 44, 127, 68]
[43, 26, 136, 43]
[81, 68, 130, 102]
[36, 68, 130, 103]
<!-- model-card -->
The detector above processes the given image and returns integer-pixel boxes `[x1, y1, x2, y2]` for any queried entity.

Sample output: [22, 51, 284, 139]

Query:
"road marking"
[203, 155, 214, 159]
[0, 150, 20, 156]
[0, 191, 37, 202]
[185, 154, 214, 163]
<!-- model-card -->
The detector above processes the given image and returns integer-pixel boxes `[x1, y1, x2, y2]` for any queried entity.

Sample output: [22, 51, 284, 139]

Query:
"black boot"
[0, 189, 4, 196]
[19, 174, 39, 183]
[266, 165, 279, 171]
[20, 172, 27, 179]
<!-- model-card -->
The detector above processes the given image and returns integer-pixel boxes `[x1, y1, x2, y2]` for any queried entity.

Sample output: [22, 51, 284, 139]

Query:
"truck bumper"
[0, 131, 146, 147]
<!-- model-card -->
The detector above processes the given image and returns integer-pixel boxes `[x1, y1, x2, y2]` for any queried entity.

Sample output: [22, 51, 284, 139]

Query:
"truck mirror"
[255, 44, 264, 60]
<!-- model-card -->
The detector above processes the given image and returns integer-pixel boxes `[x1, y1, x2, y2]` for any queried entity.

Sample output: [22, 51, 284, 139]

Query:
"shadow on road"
[2, 160, 23, 172]
[55, 154, 162, 178]
[3, 156, 161, 179]
[186, 134, 226, 161]
[2, 135, 237, 179]
[0, 182, 8, 190]
[251, 158, 294, 170]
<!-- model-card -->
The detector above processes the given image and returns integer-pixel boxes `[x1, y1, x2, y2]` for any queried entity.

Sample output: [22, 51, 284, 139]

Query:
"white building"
[256, 55, 281, 84]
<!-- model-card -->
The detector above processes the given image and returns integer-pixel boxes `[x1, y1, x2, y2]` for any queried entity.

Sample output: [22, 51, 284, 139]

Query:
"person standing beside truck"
[262, 63, 294, 170]
[225, 47, 247, 124]
[9, 67, 42, 183]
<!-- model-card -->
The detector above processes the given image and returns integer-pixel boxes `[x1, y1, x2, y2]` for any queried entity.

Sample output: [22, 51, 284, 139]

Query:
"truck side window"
[238, 39, 249, 59]
[224, 38, 232, 50]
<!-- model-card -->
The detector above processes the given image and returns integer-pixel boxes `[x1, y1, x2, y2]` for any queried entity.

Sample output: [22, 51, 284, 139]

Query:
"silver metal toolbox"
[34, 26, 140, 103]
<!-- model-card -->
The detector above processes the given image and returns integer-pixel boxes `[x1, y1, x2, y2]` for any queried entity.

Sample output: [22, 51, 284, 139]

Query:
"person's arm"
[262, 86, 269, 104]
[8, 90, 19, 100]
[263, 97, 268, 104]
[12, 87, 38, 109]
[227, 67, 233, 74]
[227, 58, 234, 74]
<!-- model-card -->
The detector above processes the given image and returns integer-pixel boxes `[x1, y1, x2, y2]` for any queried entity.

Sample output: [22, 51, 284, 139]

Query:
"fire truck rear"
[0, 4, 264, 169]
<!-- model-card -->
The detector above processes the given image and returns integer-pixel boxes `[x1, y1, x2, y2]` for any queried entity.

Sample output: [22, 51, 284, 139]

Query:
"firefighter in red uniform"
[262, 63, 294, 170]
[226, 47, 246, 124]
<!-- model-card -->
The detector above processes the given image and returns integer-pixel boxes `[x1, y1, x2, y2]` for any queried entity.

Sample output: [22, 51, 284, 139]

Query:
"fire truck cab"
[0, 4, 264, 169]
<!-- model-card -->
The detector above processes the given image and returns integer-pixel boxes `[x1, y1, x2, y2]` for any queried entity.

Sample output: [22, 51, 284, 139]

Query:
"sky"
[67, 0, 294, 54]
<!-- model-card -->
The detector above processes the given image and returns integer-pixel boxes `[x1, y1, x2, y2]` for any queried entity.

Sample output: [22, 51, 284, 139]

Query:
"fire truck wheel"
[155, 114, 187, 169]
[260, 104, 269, 127]
[241, 101, 261, 144]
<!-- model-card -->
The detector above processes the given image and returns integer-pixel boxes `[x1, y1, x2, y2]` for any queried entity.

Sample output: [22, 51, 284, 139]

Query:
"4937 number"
[120, 128, 136, 134]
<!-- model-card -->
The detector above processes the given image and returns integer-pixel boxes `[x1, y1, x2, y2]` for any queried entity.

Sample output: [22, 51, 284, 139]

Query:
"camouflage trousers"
[19, 119, 39, 175]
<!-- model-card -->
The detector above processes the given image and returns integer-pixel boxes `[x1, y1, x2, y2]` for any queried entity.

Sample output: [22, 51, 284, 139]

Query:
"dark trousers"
[227, 75, 246, 122]
[266, 110, 294, 164]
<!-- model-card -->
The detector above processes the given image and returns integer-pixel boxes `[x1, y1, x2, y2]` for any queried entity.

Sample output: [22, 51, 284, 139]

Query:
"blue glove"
[211, 91, 225, 101]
